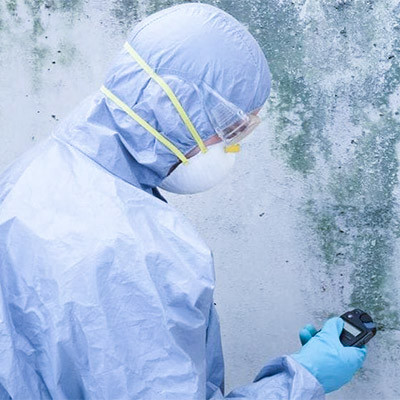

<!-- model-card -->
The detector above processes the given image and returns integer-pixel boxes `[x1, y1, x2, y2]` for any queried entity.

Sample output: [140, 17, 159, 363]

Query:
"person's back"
[0, 133, 220, 398]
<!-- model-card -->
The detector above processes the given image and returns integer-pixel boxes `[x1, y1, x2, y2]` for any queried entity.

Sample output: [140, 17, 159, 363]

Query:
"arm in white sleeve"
[206, 305, 325, 400]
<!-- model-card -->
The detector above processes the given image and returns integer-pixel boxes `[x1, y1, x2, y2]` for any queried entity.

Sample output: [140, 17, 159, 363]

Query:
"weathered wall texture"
[0, 0, 399, 398]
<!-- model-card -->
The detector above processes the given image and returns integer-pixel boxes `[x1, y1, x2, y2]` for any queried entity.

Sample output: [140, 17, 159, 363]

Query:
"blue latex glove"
[299, 323, 318, 345]
[291, 317, 367, 393]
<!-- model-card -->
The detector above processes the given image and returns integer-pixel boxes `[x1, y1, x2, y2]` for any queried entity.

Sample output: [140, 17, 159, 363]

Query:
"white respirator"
[159, 142, 236, 194]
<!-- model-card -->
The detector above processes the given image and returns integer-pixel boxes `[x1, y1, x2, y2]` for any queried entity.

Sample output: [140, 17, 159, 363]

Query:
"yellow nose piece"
[224, 144, 241, 153]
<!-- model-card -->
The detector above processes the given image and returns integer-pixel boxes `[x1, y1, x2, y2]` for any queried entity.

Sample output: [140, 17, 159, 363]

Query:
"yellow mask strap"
[123, 42, 207, 154]
[100, 86, 189, 165]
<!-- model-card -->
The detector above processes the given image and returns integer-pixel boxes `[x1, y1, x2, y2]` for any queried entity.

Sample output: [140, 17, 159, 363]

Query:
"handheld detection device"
[340, 309, 376, 347]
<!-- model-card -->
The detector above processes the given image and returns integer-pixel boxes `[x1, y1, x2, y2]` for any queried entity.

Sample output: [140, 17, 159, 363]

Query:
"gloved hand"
[291, 317, 367, 393]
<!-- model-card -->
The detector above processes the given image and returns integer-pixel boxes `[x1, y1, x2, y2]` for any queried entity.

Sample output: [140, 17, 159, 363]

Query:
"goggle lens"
[218, 113, 261, 144]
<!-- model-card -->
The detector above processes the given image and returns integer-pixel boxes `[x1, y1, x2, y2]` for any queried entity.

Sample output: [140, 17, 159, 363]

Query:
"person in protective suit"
[0, 4, 366, 399]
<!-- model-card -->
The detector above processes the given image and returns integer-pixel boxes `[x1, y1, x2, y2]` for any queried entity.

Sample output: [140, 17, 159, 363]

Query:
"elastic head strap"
[124, 42, 208, 154]
[100, 85, 189, 165]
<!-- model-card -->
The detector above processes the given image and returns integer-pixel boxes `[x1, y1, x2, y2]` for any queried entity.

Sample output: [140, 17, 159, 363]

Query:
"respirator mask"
[159, 81, 261, 195]
[159, 142, 236, 194]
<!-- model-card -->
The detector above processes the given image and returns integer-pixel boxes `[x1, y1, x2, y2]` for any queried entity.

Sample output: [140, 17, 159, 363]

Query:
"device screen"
[343, 321, 362, 337]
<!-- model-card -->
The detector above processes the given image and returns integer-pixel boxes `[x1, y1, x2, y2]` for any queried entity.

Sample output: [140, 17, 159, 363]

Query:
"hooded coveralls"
[0, 4, 325, 399]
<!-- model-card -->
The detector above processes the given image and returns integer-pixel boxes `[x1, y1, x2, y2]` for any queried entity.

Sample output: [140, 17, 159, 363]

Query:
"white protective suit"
[0, 4, 325, 399]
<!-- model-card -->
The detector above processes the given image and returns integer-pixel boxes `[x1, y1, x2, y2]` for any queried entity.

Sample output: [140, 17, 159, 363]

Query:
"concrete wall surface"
[0, 0, 399, 398]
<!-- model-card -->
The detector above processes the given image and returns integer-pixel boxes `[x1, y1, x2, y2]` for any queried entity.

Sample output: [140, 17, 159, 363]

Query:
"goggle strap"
[123, 42, 207, 154]
[100, 85, 189, 165]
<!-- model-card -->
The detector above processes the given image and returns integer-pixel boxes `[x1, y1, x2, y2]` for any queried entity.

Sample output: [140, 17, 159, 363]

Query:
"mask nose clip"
[224, 144, 241, 153]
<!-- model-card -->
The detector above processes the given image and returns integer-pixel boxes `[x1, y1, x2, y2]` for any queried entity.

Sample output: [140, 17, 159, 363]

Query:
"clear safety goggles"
[213, 110, 261, 145]
[197, 82, 261, 145]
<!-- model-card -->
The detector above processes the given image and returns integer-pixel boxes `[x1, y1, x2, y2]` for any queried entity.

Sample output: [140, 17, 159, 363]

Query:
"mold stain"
[145, 0, 189, 14]
[57, 41, 77, 66]
[238, 0, 332, 176]
[111, 0, 191, 33]
[336, 120, 400, 329]
[297, 1, 400, 328]
[32, 16, 45, 37]
[212, 0, 400, 328]
[1, 0, 83, 91]
[31, 44, 50, 90]
[6, 0, 18, 16]
[111, 0, 140, 32]
[57, 0, 82, 12]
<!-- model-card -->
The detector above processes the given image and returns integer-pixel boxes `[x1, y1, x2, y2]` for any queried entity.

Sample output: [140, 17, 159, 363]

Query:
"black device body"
[340, 309, 376, 347]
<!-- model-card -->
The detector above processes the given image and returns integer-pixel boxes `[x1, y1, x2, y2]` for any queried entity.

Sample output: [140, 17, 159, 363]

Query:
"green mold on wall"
[253, 0, 400, 329]
[6, 0, 18, 16]
[281, 132, 316, 175]
[305, 114, 400, 329]
[32, 17, 45, 37]
[111, 0, 139, 31]
[57, 41, 77, 66]
[57, 0, 82, 12]
[0, 0, 83, 91]
[111, 0, 192, 33]
[31, 44, 51, 90]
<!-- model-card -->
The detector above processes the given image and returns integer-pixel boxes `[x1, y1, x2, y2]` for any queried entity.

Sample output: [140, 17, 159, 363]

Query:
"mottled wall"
[0, 0, 399, 398]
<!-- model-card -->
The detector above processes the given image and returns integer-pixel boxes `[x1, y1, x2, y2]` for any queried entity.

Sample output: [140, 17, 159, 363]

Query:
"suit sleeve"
[205, 305, 325, 400]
